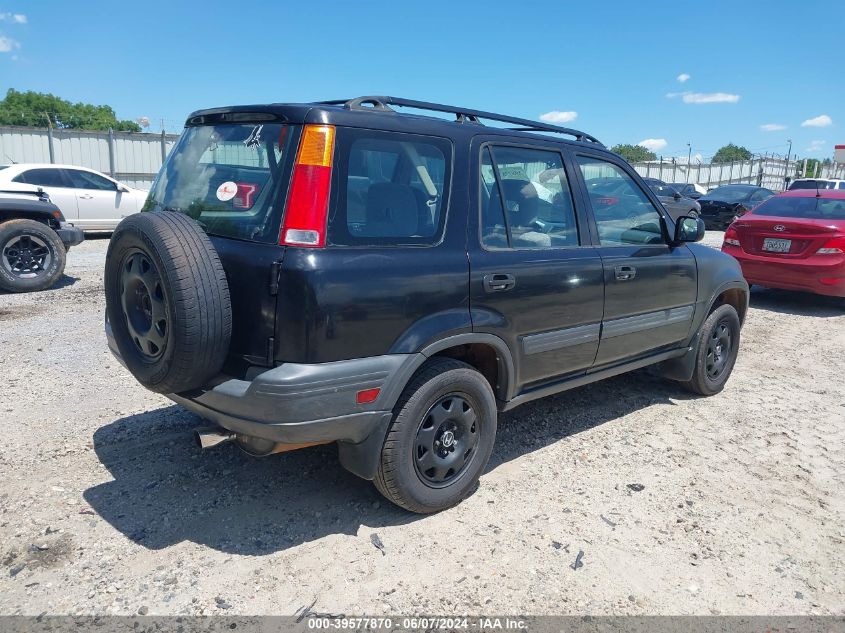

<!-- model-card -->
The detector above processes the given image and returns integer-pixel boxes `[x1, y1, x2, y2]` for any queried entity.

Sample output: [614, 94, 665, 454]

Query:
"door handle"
[79, 194, 94, 200]
[615, 265, 637, 281]
[483, 273, 516, 293]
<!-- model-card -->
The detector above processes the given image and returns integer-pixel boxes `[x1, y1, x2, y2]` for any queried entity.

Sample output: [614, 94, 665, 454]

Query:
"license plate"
[763, 238, 791, 253]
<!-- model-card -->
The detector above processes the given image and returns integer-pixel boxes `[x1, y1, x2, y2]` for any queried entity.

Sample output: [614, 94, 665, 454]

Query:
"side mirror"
[673, 191, 681, 200]
[674, 215, 705, 243]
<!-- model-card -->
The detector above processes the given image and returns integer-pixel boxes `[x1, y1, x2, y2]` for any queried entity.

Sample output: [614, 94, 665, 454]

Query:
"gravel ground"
[1, 233, 843, 616]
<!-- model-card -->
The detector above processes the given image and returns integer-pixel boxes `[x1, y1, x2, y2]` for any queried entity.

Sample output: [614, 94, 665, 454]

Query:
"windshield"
[754, 195, 845, 220]
[144, 123, 295, 242]
[702, 186, 751, 202]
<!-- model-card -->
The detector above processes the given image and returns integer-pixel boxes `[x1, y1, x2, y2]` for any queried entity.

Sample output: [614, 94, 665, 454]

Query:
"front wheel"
[680, 304, 741, 396]
[0, 219, 66, 293]
[374, 358, 497, 513]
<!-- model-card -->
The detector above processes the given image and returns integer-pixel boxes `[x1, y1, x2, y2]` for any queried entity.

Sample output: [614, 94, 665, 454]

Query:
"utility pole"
[784, 139, 793, 190]
[686, 142, 692, 182]
[44, 112, 55, 164]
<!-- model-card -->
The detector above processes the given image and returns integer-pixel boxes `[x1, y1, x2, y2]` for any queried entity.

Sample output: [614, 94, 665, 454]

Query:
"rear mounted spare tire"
[104, 212, 232, 394]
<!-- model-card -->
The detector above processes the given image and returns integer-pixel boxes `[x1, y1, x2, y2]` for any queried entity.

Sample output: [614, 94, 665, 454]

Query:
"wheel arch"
[419, 333, 515, 403]
[708, 281, 749, 325]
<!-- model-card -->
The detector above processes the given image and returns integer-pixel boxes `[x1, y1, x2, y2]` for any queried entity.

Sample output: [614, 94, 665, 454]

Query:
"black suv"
[0, 188, 84, 292]
[104, 97, 748, 513]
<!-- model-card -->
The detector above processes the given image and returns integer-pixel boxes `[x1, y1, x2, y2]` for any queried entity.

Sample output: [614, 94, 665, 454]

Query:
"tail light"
[723, 226, 740, 247]
[280, 125, 336, 247]
[816, 237, 845, 255]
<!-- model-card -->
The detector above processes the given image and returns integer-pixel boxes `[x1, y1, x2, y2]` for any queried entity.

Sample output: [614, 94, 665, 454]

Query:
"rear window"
[702, 186, 751, 202]
[144, 123, 295, 242]
[328, 130, 451, 246]
[789, 180, 834, 190]
[754, 196, 845, 220]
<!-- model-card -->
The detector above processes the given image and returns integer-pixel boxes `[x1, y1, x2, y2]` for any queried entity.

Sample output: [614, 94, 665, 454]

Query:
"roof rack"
[316, 96, 604, 146]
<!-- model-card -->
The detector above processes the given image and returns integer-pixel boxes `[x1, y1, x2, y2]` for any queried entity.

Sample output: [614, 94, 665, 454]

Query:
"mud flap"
[657, 330, 700, 382]
[336, 412, 394, 480]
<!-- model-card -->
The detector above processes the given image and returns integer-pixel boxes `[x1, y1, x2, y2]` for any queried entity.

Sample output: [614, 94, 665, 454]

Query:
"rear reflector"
[281, 125, 335, 247]
[356, 388, 380, 404]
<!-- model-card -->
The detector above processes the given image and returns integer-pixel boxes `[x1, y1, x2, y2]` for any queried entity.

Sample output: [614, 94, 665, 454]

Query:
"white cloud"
[677, 73, 690, 83]
[539, 110, 578, 123]
[0, 35, 21, 52]
[801, 114, 832, 128]
[805, 140, 826, 153]
[666, 91, 740, 104]
[760, 123, 786, 132]
[0, 12, 27, 23]
[638, 138, 668, 152]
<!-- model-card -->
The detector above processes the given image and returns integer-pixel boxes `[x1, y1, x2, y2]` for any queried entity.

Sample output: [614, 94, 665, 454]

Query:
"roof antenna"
[4, 153, 16, 164]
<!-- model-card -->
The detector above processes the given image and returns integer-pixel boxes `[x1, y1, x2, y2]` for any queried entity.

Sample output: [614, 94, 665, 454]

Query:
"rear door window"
[328, 130, 451, 246]
[13, 168, 69, 188]
[480, 144, 579, 249]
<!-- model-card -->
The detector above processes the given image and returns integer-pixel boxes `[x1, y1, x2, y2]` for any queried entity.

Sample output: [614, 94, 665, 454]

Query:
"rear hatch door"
[143, 118, 298, 374]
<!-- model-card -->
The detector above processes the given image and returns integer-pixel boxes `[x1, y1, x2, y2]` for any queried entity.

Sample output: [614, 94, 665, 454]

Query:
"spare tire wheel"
[104, 212, 232, 394]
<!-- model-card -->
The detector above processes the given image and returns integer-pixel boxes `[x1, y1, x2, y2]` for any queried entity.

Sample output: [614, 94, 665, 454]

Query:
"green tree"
[610, 143, 657, 163]
[0, 89, 141, 131]
[712, 143, 752, 163]
[801, 158, 821, 178]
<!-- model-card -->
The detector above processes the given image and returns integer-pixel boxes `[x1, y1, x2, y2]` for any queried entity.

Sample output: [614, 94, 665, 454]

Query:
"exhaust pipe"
[194, 427, 235, 450]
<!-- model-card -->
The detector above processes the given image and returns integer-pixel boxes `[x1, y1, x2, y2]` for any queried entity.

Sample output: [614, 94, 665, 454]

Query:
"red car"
[721, 189, 845, 297]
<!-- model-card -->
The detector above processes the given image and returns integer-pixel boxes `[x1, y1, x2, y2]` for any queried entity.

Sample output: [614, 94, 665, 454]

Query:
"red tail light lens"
[280, 125, 336, 247]
[723, 226, 740, 247]
[816, 237, 845, 255]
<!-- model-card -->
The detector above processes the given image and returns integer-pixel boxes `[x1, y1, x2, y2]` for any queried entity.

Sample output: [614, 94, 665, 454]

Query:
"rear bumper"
[699, 207, 737, 229]
[167, 354, 419, 445]
[106, 318, 420, 444]
[56, 222, 84, 249]
[723, 245, 845, 297]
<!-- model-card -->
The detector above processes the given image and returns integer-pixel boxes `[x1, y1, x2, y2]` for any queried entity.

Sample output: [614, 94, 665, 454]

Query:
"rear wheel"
[104, 212, 232, 394]
[680, 304, 741, 396]
[0, 219, 66, 293]
[374, 358, 497, 513]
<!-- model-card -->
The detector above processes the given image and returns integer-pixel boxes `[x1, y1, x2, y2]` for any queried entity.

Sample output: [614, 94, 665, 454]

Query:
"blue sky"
[1, 0, 841, 161]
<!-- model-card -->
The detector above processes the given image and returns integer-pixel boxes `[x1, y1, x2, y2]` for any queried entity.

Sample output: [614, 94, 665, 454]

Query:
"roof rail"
[316, 96, 604, 146]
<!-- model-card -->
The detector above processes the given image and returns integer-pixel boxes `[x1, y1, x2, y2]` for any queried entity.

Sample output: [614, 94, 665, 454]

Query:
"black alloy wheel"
[120, 250, 169, 360]
[414, 394, 479, 487]
[2, 233, 52, 279]
[705, 319, 732, 381]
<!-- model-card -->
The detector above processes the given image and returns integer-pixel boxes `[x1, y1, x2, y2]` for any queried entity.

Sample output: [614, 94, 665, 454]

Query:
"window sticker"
[244, 124, 263, 151]
[216, 181, 238, 202]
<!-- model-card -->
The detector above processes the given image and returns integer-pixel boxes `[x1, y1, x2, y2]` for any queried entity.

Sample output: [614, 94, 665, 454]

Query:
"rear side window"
[145, 123, 295, 243]
[328, 130, 451, 246]
[13, 168, 68, 187]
